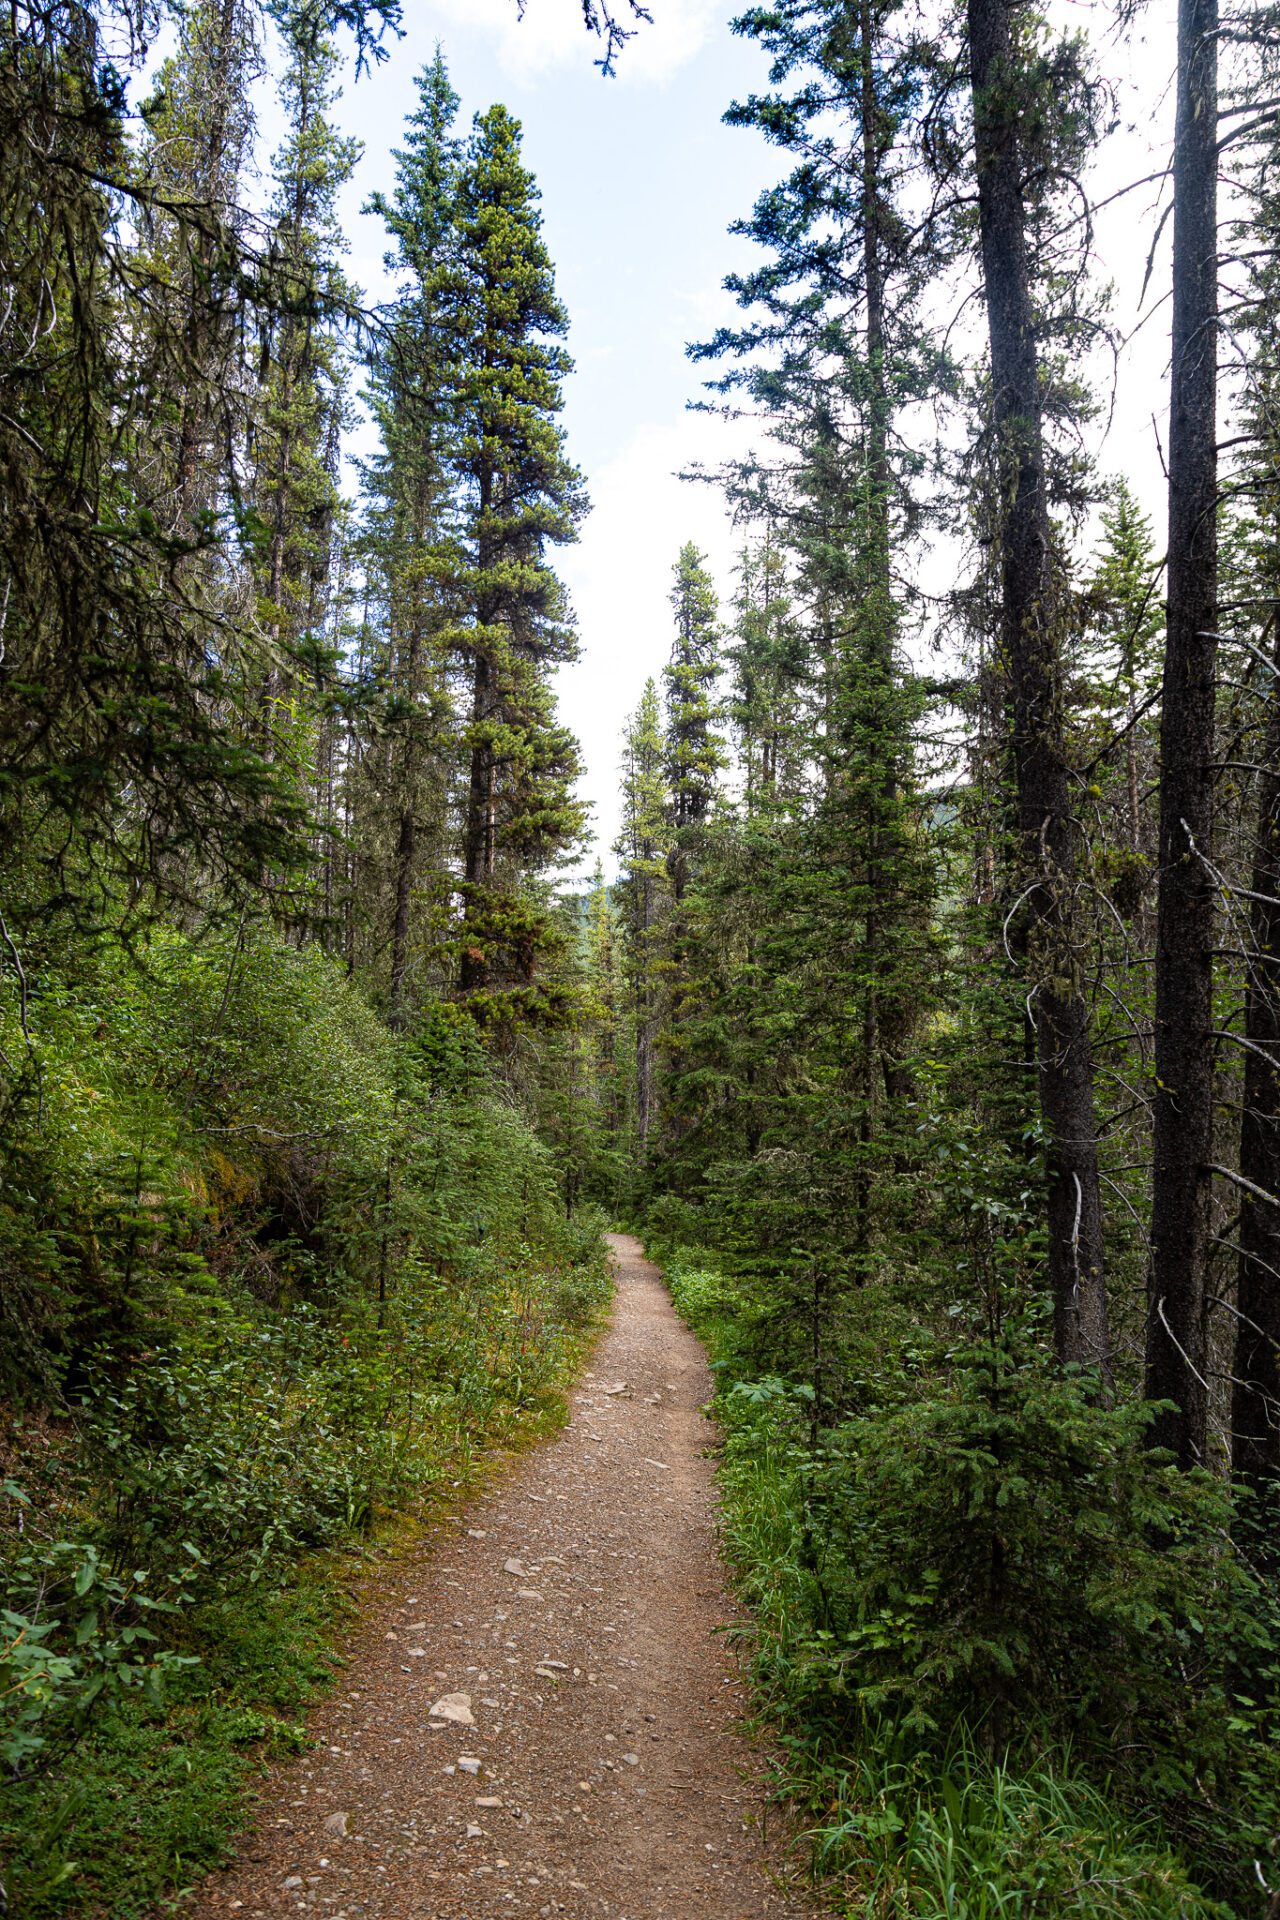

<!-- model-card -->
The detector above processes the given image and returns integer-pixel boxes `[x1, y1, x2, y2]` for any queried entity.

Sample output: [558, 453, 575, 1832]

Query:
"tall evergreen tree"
[1083, 483, 1164, 865]
[448, 104, 588, 1026]
[727, 536, 805, 811]
[253, 25, 361, 712]
[664, 543, 725, 901]
[963, 0, 1112, 1380]
[615, 681, 671, 1147]
[361, 51, 462, 1022]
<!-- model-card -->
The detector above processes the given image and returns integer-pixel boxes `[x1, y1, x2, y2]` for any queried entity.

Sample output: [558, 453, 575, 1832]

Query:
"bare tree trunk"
[1147, 0, 1218, 1468]
[967, 0, 1111, 1379]
[175, 0, 243, 526]
[388, 803, 415, 1025]
[1233, 621, 1280, 1491]
[388, 617, 423, 1028]
[461, 435, 497, 997]
[636, 874, 653, 1146]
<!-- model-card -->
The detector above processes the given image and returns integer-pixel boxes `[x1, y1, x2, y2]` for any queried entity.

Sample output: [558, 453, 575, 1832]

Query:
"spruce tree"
[361, 51, 462, 1022]
[1083, 483, 1164, 865]
[963, 0, 1113, 1379]
[615, 682, 671, 1146]
[670, 0, 947, 1324]
[727, 536, 805, 812]
[664, 543, 725, 899]
[448, 104, 588, 1026]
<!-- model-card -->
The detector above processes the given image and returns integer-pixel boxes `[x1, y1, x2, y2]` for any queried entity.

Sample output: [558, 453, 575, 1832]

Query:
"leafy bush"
[0, 926, 611, 1913]
[0, 1516, 198, 1776]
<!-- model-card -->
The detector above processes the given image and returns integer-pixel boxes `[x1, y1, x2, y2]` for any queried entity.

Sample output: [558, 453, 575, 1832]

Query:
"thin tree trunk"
[461, 437, 497, 996]
[1147, 0, 1218, 1468]
[389, 619, 422, 1027]
[636, 873, 653, 1146]
[388, 803, 415, 1025]
[1233, 619, 1280, 1491]
[967, 0, 1111, 1380]
[859, 0, 914, 1112]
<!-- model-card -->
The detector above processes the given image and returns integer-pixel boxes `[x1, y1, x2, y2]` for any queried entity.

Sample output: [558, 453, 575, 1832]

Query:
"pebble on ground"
[187, 1234, 802, 1920]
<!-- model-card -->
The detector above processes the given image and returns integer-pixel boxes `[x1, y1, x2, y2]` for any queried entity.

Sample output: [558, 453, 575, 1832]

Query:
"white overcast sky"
[291, 0, 1182, 880]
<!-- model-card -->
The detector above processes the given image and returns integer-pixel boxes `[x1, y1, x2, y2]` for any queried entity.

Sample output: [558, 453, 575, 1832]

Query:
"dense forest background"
[5, 0, 1280, 1912]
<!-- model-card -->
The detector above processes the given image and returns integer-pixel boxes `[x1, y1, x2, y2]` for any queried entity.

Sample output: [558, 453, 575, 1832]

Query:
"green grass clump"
[0, 1575, 338, 1917]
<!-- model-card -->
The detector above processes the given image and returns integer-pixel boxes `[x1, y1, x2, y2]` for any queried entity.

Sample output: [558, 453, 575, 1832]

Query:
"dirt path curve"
[188, 1234, 801, 1920]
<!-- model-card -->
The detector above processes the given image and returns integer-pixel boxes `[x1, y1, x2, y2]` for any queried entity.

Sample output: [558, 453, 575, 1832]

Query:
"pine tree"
[448, 104, 588, 1026]
[615, 682, 671, 1147]
[727, 536, 805, 812]
[253, 26, 360, 699]
[664, 543, 725, 900]
[1083, 482, 1164, 864]
[361, 51, 462, 1023]
[963, 0, 1112, 1380]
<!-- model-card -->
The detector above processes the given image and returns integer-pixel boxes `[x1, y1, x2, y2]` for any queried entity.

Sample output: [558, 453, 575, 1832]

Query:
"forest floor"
[184, 1234, 804, 1920]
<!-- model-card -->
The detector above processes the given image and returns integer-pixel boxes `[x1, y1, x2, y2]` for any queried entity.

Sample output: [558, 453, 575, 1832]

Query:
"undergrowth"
[0, 929, 613, 1914]
[661, 1249, 1267, 1920]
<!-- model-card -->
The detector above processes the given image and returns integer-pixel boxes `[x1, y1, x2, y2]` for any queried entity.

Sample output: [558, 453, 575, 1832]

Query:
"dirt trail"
[189, 1234, 800, 1920]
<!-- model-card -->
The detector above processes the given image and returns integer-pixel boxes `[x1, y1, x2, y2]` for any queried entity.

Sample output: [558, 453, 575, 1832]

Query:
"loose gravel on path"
[187, 1234, 801, 1920]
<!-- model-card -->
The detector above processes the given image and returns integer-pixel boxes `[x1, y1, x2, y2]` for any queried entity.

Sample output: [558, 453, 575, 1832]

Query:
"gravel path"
[188, 1234, 800, 1920]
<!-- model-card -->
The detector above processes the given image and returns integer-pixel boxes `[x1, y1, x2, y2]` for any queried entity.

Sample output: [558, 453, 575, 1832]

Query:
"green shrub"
[0, 1529, 197, 1776]
[0, 926, 611, 1913]
[661, 1242, 1280, 1913]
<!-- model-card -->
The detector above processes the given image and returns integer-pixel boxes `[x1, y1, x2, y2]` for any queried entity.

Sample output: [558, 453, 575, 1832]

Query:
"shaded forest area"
[5, 0, 1280, 1914]
[0, 1, 615, 1907]
[599, 0, 1280, 1912]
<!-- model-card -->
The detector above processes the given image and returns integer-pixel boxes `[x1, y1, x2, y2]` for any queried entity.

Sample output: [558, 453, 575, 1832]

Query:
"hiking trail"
[188, 1233, 802, 1920]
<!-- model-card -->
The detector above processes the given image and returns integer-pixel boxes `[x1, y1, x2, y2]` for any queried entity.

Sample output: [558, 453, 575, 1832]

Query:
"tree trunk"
[1147, 0, 1218, 1468]
[636, 874, 654, 1145]
[967, 0, 1112, 1380]
[461, 438, 497, 995]
[1233, 620, 1280, 1491]
[389, 619, 423, 1027]
[388, 802, 415, 1026]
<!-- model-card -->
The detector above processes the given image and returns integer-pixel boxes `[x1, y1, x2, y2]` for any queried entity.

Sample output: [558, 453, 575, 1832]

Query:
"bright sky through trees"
[277, 0, 1175, 870]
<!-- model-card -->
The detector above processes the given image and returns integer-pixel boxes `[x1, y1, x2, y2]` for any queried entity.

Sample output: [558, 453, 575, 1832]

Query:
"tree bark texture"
[388, 615, 424, 1027]
[1233, 624, 1280, 1489]
[967, 0, 1112, 1379]
[1147, 0, 1218, 1468]
[388, 801, 415, 1026]
[636, 874, 654, 1146]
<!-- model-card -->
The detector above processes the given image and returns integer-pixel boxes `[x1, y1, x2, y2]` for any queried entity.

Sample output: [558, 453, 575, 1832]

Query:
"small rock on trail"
[185, 1234, 803, 1919]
